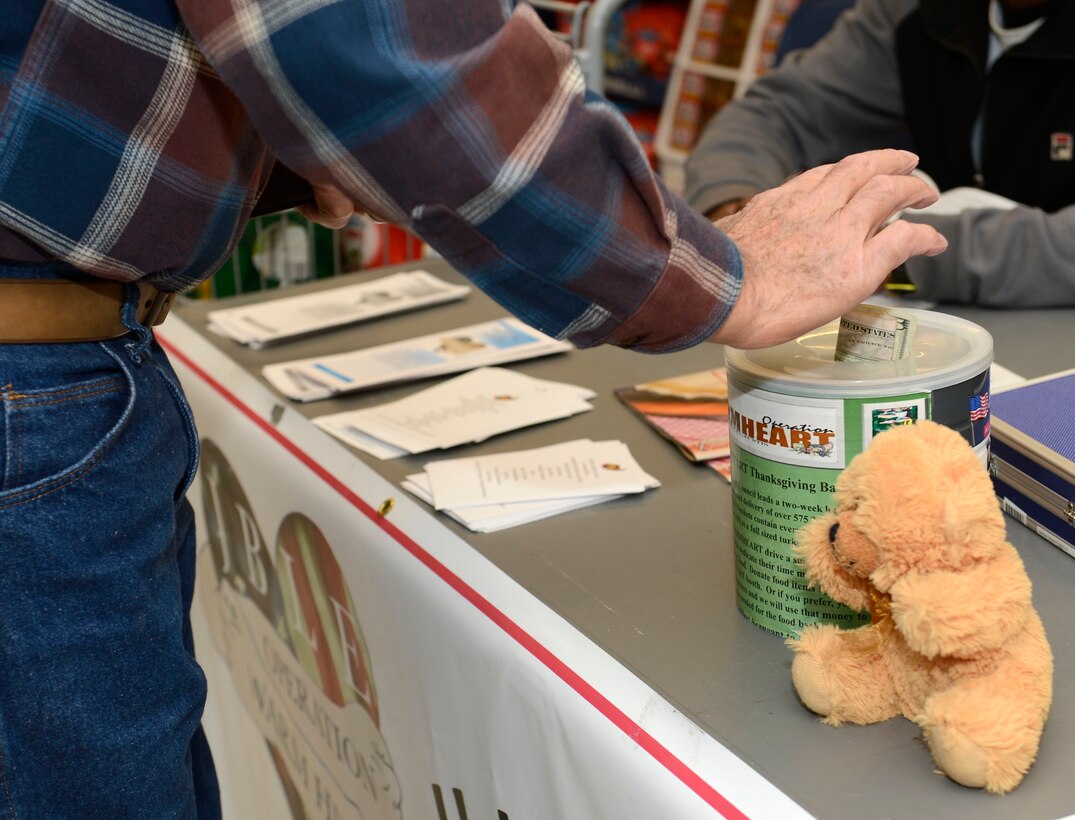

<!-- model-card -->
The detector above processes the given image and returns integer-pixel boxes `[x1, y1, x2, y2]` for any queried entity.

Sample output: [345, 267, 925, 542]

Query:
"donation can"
[725, 310, 993, 637]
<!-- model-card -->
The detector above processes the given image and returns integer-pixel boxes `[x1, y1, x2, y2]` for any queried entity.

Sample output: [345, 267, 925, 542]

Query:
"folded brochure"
[263, 318, 572, 401]
[313, 367, 595, 458]
[615, 368, 732, 480]
[208, 270, 469, 347]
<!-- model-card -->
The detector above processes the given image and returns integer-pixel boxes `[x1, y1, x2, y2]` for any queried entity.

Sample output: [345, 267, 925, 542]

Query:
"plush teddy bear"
[789, 420, 1053, 794]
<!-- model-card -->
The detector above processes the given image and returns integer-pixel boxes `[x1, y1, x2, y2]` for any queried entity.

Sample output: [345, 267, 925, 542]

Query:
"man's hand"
[706, 197, 752, 221]
[297, 182, 356, 229]
[710, 149, 947, 349]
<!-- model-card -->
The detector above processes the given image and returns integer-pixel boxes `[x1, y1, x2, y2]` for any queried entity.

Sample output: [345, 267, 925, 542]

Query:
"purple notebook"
[991, 369, 1075, 464]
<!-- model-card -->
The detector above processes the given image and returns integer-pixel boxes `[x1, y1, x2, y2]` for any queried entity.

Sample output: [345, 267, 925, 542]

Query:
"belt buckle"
[141, 287, 176, 327]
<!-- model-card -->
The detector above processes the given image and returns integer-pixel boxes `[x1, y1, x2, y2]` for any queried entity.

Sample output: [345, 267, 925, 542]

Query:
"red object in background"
[340, 217, 425, 272]
[366, 223, 424, 268]
[619, 1, 688, 82]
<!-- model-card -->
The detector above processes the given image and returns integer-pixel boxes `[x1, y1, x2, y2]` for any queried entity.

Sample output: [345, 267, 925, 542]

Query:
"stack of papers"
[207, 270, 470, 347]
[263, 318, 573, 401]
[403, 439, 660, 532]
[313, 367, 596, 459]
[615, 368, 732, 481]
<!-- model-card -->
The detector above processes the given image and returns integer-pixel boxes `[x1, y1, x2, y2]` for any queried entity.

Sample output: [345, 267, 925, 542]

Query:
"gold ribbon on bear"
[867, 588, 896, 648]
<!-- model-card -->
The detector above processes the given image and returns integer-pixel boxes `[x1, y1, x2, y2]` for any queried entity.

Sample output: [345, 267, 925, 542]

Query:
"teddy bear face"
[826, 420, 1007, 590]
[795, 510, 875, 613]
[796, 421, 1040, 656]
[796, 420, 1007, 612]
[828, 516, 882, 579]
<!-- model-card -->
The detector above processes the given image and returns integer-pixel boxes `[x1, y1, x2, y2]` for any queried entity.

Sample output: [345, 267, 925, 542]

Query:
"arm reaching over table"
[711, 150, 946, 349]
[173, 1, 944, 353]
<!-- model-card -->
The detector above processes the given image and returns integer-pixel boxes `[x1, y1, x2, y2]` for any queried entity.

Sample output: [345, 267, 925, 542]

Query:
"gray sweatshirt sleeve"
[684, 0, 918, 216]
[904, 205, 1075, 307]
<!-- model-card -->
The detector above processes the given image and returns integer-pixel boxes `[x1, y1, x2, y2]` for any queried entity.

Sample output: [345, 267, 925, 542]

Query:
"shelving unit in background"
[656, 0, 799, 194]
[532, 0, 639, 95]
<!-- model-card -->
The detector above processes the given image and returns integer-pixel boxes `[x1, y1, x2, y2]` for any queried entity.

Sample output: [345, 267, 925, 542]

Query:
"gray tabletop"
[176, 261, 1075, 819]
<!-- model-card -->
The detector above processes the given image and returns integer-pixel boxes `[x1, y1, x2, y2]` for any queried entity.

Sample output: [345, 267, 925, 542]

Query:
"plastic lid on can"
[724, 309, 993, 399]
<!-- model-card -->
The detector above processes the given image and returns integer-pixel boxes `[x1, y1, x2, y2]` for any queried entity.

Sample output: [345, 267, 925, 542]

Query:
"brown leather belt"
[0, 279, 176, 343]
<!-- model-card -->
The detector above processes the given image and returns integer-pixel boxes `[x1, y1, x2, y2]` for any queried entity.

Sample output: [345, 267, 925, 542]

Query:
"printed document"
[208, 270, 469, 347]
[263, 318, 572, 401]
[422, 439, 658, 510]
[314, 367, 595, 457]
[402, 439, 659, 532]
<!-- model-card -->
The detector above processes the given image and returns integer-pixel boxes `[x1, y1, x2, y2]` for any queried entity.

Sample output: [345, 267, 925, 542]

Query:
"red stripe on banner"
[159, 334, 748, 820]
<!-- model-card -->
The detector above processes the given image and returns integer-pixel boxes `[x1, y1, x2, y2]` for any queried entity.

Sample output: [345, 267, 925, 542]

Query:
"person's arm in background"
[902, 204, 1075, 307]
[685, 0, 1075, 309]
[176, 0, 942, 351]
[685, 0, 917, 219]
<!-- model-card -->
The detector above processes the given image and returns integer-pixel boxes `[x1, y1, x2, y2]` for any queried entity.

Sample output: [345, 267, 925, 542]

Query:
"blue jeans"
[0, 266, 220, 818]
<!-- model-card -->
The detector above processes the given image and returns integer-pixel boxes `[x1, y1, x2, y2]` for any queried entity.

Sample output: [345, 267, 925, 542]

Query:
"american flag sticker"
[1051, 132, 1073, 161]
[969, 390, 990, 444]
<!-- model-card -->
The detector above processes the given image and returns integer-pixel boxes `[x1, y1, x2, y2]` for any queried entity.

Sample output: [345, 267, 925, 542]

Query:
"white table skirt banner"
[162, 316, 807, 820]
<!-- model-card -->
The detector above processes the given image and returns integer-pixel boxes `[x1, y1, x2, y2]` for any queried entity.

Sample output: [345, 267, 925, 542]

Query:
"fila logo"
[1050, 132, 1073, 161]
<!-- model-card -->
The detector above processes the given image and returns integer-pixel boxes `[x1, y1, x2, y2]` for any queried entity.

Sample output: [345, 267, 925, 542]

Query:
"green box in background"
[188, 213, 428, 300]
[188, 213, 340, 300]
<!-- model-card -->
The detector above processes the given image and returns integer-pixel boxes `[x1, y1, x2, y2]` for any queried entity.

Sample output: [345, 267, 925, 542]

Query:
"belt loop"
[123, 283, 154, 363]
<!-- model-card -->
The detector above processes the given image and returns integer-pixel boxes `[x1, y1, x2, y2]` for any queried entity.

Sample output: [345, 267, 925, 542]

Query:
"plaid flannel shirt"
[0, 0, 741, 351]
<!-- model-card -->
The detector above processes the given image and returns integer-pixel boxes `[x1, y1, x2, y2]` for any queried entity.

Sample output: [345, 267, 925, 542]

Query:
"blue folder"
[990, 368, 1075, 558]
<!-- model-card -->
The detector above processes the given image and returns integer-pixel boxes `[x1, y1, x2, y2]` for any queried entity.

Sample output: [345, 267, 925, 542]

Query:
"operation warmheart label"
[730, 452, 869, 636]
[727, 384, 927, 637]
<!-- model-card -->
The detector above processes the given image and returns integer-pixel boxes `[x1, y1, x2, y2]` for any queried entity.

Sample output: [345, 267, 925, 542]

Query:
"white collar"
[988, 0, 1047, 51]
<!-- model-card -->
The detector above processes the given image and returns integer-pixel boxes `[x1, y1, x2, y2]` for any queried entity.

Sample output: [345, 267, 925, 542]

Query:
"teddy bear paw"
[791, 650, 834, 717]
[925, 725, 989, 790]
[921, 686, 1047, 793]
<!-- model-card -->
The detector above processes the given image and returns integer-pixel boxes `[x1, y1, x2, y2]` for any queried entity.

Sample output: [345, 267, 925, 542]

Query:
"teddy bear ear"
[937, 462, 1009, 565]
[888, 545, 1032, 659]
